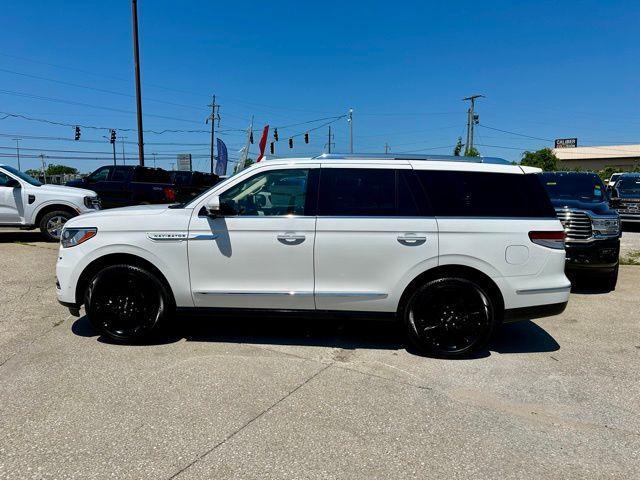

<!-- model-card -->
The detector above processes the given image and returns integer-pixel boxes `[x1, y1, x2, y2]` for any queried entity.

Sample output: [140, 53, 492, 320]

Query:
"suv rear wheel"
[403, 277, 497, 358]
[39, 210, 74, 242]
[84, 264, 173, 343]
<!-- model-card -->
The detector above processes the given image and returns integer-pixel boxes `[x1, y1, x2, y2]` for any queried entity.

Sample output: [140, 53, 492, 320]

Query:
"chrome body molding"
[516, 286, 571, 295]
[192, 291, 388, 299]
[146, 232, 188, 242]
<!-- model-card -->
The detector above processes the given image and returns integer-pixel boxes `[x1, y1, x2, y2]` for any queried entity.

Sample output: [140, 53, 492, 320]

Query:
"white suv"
[56, 154, 570, 358]
[0, 164, 100, 241]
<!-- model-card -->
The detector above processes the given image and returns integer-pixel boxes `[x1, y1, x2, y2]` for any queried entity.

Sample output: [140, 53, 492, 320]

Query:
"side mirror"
[205, 195, 221, 217]
[5, 178, 21, 188]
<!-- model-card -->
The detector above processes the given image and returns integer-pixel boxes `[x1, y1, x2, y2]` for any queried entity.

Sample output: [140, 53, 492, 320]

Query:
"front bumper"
[565, 237, 620, 272]
[619, 214, 640, 223]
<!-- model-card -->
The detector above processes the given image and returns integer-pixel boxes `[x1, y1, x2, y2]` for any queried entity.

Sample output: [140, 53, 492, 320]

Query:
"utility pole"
[152, 152, 157, 168]
[384, 143, 390, 154]
[120, 136, 127, 164]
[131, 0, 145, 166]
[207, 95, 220, 174]
[39, 154, 47, 184]
[12, 138, 21, 170]
[326, 125, 333, 153]
[463, 94, 484, 155]
[348, 108, 354, 153]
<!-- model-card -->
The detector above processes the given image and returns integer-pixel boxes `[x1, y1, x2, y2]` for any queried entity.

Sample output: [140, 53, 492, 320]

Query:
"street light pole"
[12, 138, 21, 170]
[348, 108, 354, 153]
[131, 0, 145, 166]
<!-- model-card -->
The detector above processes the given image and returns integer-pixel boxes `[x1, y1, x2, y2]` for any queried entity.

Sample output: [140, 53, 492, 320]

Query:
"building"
[553, 144, 640, 171]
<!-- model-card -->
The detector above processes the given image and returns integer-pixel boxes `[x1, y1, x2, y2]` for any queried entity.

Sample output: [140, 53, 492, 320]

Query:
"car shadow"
[0, 230, 44, 243]
[71, 315, 559, 358]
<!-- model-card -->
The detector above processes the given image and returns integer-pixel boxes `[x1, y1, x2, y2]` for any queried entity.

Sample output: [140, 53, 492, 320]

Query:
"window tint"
[0, 172, 10, 186]
[417, 170, 556, 218]
[318, 168, 395, 216]
[220, 169, 311, 216]
[134, 168, 171, 183]
[88, 167, 110, 182]
[111, 167, 131, 182]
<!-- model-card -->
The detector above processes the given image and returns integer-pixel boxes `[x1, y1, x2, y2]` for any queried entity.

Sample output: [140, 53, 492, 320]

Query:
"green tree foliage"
[25, 169, 41, 178]
[453, 137, 463, 156]
[520, 148, 558, 171]
[46, 164, 78, 175]
[465, 146, 480, 157]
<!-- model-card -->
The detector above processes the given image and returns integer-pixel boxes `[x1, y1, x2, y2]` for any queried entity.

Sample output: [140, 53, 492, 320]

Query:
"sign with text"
[177, 154, 192, 171]
[554, 138, 577, 149]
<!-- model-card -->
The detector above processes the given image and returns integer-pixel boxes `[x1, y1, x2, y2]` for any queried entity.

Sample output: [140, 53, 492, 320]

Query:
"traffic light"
[74, 126, 81, 141]
[270, 142, 274, 154]
[304, 132, 309, 144]
[274, 128, 279, 141]
[110, 129, 116, 144]
[288, 138, 293, 149]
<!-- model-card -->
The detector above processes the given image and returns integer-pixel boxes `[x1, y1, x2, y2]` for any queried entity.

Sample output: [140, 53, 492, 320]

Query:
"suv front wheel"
[84, 264, 173, 343]
[403, 277, 497, 358]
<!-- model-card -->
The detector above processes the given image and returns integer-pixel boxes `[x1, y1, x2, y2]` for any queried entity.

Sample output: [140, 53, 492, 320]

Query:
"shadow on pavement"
[72, 314, 560, 358]
[0, 230, 45, 243]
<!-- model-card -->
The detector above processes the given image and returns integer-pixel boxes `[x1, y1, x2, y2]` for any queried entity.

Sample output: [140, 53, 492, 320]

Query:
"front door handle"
[397, 234, 427, 245]
[277, 233, 306, 244]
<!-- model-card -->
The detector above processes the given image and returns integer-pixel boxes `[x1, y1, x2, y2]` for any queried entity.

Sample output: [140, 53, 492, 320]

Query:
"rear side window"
[134, 168, 171, 183]
[317, 168, 430, 216]
[416, 170, 556, 218]
[111, 167, 131, 182]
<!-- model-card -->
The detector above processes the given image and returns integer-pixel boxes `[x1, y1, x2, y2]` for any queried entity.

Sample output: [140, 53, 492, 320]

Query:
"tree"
[25, 169, 41, 178]
[520, 148, 558, 171]
[46, 164, 78, 175]
[465, 146, 480, 157]
[453, 137, 463, 156]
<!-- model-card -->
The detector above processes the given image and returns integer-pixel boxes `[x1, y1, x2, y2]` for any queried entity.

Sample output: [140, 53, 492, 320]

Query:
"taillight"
[529, 231, 566, 250]
[164, 187, 176, 202]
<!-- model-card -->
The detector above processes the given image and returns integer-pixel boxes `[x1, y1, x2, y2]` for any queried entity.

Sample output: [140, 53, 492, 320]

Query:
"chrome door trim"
[314, 292, 388, 299]
[193, 290, 314, 296]
[188, 233, 220, 240]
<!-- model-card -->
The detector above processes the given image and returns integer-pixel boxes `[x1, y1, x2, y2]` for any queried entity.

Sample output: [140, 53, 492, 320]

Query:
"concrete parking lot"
[1, 229, 639, 479]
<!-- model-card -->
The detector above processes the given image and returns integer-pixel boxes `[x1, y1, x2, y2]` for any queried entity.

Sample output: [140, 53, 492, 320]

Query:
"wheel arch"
[397, 264, 504, 320]
[34, 203, 79, 226]
[75, 252, 176, 308]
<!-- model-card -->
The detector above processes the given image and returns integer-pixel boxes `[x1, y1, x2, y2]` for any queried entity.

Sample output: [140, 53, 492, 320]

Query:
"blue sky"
[0, 0, 639, 173]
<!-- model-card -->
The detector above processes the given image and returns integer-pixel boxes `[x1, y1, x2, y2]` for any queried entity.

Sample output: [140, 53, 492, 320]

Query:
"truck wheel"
[39, 210, 74, 242]
[603, 265, 619, 291]
[402, 277, 497, 358]
[84, 264, 173, 343]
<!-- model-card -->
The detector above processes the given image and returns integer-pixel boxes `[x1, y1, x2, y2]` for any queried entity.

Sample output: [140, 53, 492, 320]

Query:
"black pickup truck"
[67, 165, 176, 209]
[611, 173, 640, 226]
[169, 170, 220, 203]
[538, 172, 621, 289]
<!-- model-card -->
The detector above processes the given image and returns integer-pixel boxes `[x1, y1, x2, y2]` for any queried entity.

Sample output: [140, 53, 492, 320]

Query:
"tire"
[39, 210, 74, 242]
[84, 264, 173, 343]
[402, 277, 498, 359]
[603, 265, 619, 291]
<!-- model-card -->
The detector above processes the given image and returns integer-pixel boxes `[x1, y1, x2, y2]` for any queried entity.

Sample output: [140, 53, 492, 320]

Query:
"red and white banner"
[256, 125, 270, 162]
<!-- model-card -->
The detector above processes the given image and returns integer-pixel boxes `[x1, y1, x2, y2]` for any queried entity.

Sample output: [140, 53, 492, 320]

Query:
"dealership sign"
[555, 138, 578, 148]
[177, 154, 192, 171]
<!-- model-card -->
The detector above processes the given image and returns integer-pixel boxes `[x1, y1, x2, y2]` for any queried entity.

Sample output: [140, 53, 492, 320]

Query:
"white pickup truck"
[0, 164, 100, 241]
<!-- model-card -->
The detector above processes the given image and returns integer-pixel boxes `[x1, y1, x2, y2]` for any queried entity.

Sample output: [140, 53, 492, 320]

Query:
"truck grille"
[555, 208, 592, 240]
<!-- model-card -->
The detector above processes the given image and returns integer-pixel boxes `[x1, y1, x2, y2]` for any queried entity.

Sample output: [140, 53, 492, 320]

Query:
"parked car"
[606, 172, 623, 193]
[56, 154, 570, 358]
[611, 173, 640, 224]
[0, 164, 100, 241]
[538, 171, 620, 289]
[169, 170, 220, 203]
[66, 165, 176, 209]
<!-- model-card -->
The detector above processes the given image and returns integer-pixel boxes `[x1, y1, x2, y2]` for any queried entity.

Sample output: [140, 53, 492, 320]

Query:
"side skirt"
[175, 307, 397, 322]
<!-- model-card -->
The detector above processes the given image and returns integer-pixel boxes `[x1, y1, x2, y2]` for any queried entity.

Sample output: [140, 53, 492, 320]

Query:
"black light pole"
[131, 0, 145, 166]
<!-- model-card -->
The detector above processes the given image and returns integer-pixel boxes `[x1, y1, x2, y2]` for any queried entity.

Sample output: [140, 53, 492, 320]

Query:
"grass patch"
[621, 249, 640, 265]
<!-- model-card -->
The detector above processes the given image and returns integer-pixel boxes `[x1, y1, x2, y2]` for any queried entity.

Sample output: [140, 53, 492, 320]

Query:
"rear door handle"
[277, 233, 306, 244]
[397, 234, 427, 245]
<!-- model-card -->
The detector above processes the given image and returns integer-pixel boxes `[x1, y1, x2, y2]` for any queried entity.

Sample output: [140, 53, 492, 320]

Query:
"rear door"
[314, 164, 439, 312]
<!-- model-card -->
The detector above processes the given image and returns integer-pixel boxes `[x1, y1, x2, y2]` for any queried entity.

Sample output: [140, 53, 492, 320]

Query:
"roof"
[313, 153, 512, 164]
[553, 145, 640, 160]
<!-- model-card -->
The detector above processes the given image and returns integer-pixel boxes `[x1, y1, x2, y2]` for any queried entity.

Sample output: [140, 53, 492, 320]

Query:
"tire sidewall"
[39, 210, 74, 242]
[403, 277, 497, 359]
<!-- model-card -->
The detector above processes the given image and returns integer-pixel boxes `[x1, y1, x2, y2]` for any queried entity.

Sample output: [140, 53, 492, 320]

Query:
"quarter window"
[318, 168, 395, 216]
[219, 169, 311, 216]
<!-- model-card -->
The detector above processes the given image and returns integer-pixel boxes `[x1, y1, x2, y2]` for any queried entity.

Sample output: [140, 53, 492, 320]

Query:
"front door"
[0, 171, 22, 224]
[188, 165, 319, 310]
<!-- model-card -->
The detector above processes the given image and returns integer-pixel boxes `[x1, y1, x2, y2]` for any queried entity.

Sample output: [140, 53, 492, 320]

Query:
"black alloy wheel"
[404, 277, 496, 358]
[85, 264, 172, 343]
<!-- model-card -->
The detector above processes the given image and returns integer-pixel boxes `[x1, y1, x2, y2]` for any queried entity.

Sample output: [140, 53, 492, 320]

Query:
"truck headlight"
[84, 196, 100, 209]
[61, 228, 97, 248]
[592, 218, 619, 236]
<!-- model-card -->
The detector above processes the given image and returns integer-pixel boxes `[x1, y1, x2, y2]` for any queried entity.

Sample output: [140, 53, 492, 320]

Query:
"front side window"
[88, 167, 110, 183]
[219, 169, 311, 216]
[0, 165, 41, 186]
[0, 172, 10, 186]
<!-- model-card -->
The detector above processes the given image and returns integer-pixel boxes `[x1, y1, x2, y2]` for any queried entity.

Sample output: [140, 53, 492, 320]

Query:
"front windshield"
[616, 178, 640, 198]
[539, 173, 606, 203]
[1, 164, 42, 186]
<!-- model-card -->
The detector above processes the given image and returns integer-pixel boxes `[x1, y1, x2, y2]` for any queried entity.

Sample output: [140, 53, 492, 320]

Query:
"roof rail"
[313, 153, 512, 165]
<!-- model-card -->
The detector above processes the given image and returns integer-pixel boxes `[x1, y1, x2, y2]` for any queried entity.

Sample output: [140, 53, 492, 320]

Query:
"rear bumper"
[504, 301, 568, 323]
[565, 238, 620, 272]
[58, 300, 81, 317]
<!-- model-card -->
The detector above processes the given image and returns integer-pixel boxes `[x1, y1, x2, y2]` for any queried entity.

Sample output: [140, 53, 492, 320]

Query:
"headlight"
[84, 196, 100, 209]
[61, 228, 97, 248]
[592, 217, 619, 236]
